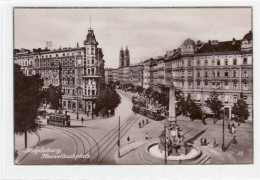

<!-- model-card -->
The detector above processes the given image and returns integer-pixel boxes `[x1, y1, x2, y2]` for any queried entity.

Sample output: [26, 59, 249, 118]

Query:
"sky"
[14, 8, 252, 68]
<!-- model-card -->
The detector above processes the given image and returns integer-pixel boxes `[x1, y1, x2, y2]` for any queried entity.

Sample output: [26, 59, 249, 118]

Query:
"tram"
[47, 113, 70, 127]
[133, 105, 163, 121]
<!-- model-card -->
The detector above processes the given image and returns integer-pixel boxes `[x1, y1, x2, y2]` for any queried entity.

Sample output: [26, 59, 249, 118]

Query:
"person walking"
[81, 117, 84, 124]
[142, 120, 145, 126]
[145, 133, 148, 140]
[146, 119, 148, 124]
[127, 136, 130, 143]
[213, 138, 218, 148]
[139, 122, 141, 128]
[228, 123, 231, 133]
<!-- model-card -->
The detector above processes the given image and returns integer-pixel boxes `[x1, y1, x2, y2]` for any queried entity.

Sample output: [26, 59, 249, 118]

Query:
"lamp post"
[76, 86, 81, 120]
[221, 109, 225, 152]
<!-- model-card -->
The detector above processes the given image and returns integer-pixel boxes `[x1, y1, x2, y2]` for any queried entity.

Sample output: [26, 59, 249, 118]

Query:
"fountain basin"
[147, 142, 201, 161]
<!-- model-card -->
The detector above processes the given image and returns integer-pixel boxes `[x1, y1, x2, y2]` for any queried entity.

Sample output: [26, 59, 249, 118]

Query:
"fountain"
[146, 85, 201, 162]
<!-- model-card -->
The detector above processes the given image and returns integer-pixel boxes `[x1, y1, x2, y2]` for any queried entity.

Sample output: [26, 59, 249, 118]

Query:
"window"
[188, 71, 192, 77]
[212, 59, 215, 64]
[233, 58, 237, 65]
[234, 95, 237, 103]
[217, 71, 220, 77]
[205, 81, 208, 89]
[243, 70, 248, 77]
[197, 81, 200, 88]
[225, 59, 228, 65]
[92, 57, 94, 64]
[188, 60, 191, 66]
[63, 54, 65, 56]
[63, 101, 66, 107]
[182, 71, 185, 77]
[224, 81, 229, 89]
[225, 71, 229, 77]
[205, 60, 208, 66]
[217, 59, 220, 66]
[197, 71, 200, 77]
[197, 60, 200, 65]
[182, 60, 184, 66]
[233, 82, 238, 90]
[233, 70, 238, 77]
[212, 71, 215, 77]
[188, 81, 192, 88]
[243, 82, 248, 90]
[243, 58, 248, 64]
[204, 71, 208, 77]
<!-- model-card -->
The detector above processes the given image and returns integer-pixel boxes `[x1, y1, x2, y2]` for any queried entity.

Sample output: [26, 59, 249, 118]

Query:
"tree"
[188, 99, 202, 121]
[205, 91, 223, 123]
[232, 93, 250, 125]
[145, 87, 152, 98]
[135, 86, 143, 94]
[45, 85, 63, 112]
[95, 88, 121, 117]
[14, 64, 43, 148]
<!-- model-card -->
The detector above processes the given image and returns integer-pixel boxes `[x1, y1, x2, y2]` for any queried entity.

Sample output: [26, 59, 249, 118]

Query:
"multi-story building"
[14, 28, 105, 116]
[171, 31, 253, 120]
[104, 68, 113, 84]
[112, 69, 118, 82]
[129, 63, 144, 87]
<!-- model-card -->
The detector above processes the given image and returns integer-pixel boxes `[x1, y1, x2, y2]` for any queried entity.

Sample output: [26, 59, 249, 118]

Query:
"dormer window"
[243, 58, 248, 64]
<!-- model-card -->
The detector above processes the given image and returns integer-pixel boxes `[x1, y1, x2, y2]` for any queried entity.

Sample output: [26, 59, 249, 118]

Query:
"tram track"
[44, 126, 86, 164]
[84, 115, 137, 164]
[97, 115, 141, 164]
[89, 115, 141, 164]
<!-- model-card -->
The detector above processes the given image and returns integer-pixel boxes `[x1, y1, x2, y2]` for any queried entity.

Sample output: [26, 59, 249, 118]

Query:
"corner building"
[172, 31, 253, 121]
[14, 28, 105, 116]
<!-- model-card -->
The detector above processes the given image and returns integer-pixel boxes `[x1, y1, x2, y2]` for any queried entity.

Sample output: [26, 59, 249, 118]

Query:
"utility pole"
[222, 110, 225, 152]
[118, 116, 121, 158]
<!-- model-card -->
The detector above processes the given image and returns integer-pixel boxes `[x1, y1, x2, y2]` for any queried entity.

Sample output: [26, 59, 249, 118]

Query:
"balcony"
[82, 74, 100, 78]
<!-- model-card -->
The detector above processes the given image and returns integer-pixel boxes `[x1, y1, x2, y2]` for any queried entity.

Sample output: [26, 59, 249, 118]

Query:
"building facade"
[14, 28, 105, 116]
[108, 31, 253, 121]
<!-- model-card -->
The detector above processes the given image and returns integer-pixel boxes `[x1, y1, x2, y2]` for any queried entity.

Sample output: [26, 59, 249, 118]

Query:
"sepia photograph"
[13, 7, 253, 166]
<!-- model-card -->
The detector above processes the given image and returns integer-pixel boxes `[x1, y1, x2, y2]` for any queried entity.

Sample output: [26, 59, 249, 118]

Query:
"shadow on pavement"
[186, 129, 207, 144]
[37, 138, 57, 146]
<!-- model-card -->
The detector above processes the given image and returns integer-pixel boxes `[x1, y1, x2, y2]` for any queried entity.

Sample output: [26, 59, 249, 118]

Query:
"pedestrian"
[200, 137, 204, 146]
[146, 119, 148, 124]
[145, 133, 148, 140]
[81, 117, 84, 123]
[142, 119, 144, 126]
[213, 138, 218, 148]
[204, 137, 208, 146]
[127, 136, 130, 143]
[228, 123, 231, 133]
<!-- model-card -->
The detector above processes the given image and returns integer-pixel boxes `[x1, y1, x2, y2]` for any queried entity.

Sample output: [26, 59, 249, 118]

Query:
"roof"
[84, 29, 98, 45]
[243, 31, 252, 41]
[196, 40, 241, 53]
[183, 38, 196, 46]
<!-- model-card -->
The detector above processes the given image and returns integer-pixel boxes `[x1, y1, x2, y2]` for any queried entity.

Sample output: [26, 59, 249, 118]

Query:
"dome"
[183, 38, 195, 46]
[243, 31, 252, 41]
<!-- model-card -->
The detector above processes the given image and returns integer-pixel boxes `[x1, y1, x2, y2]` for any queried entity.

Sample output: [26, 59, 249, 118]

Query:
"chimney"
[232, 38, 236, 45]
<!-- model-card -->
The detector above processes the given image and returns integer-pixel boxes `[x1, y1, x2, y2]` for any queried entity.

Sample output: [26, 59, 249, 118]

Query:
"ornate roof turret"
[84, 29, 98, 45]
[183, 38, 196, 46]
[243, 31, 252, 41]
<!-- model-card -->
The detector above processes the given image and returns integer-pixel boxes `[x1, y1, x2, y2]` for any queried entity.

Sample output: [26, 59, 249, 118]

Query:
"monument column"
[168, 85, 176, 123]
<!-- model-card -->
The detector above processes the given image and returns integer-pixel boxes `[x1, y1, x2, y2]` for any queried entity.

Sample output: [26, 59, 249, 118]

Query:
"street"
[15, 90, 253, 165]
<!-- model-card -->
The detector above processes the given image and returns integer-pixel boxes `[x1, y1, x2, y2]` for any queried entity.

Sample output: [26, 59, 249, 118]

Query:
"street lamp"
[76, 86, 81, 120]
[221, 109, 225, 152]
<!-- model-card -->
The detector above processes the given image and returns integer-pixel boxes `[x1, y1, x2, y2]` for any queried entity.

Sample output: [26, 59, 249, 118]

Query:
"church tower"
[119, 47, 124, 67]
[124, 46, 130, 67]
